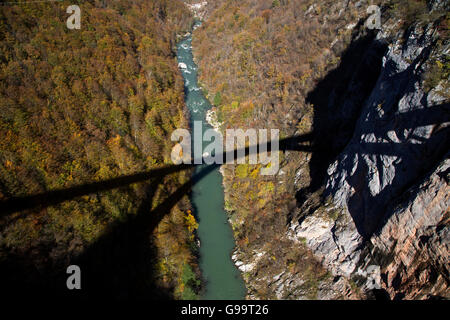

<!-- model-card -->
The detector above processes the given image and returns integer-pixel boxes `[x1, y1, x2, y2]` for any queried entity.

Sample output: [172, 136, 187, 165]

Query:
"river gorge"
[177, 22, 247, 299]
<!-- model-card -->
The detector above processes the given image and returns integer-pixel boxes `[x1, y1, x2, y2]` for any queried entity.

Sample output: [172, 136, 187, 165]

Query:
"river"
[176, 22, 247, 300]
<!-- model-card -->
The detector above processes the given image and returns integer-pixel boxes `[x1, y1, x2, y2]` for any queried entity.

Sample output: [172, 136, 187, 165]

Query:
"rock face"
[371, 156, 449, 299]
[289, 18, 449, 299]
[326, 25, 449, 240]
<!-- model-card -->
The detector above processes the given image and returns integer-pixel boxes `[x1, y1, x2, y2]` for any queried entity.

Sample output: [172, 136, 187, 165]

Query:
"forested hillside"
[193, 0, 449, 299]
[0, 0, 199, 299]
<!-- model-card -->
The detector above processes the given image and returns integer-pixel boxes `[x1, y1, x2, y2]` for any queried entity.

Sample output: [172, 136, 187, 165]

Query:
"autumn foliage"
[0, 0, 199, 298]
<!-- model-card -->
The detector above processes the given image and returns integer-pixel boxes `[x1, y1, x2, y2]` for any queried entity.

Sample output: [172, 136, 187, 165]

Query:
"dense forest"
[0, 0, 200, 299]
[193, 0, 449, 299]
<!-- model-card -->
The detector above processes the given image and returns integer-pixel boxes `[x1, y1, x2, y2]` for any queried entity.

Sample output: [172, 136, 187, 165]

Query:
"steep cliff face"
[370, 155, 449, 299]
[289, 3, 449, 299]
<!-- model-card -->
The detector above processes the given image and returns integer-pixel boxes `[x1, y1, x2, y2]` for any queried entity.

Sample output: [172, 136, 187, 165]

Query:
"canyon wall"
[194, 0, 449, 299]
[289, 11, 449, 299]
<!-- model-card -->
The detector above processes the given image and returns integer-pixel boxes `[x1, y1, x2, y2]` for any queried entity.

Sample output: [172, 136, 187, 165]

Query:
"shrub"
[423, 56, 450, 93]
[181, 263, 200, 300]
[213, 92, 222, 106]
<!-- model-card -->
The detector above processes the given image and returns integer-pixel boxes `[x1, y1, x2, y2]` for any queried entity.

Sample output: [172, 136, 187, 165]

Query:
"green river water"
[176, 23, 247, 300]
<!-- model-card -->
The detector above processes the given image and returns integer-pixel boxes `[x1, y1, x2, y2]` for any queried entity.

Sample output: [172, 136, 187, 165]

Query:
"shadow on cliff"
[345, 103, 449, 239]
[299, 28, 450, 239]
[297, 30, 389, 204]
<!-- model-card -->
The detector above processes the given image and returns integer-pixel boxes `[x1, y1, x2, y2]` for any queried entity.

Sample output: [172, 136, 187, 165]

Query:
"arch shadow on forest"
[0, 135, 313, 300]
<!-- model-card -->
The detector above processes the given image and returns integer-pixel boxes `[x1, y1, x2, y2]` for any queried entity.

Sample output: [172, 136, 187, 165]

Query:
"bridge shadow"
[1, 96, 448, 298]
[0, 104, 448, 298]
[0, 137, 312, 300]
